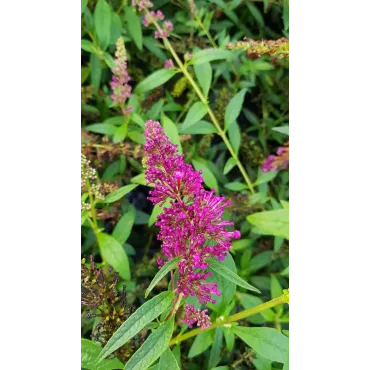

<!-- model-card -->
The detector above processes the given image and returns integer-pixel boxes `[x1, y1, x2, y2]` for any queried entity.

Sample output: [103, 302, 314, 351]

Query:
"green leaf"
[247, 209, 289, 239]
[228, 121, 241, 155]
[97, 291, 174, 363]
[145, 257, 182, 298]
[224, 182, 247, 191]
[81, 39, 98, 54]
[124, 6, 143, 50]
[209, 259, 260, 293]
[149, 198, 171, 227]
[97, 233, 130, 280]
[112, 208, 135, 244]
[223, 327, 235, 352]
[131, 173, 154, 187]
[194, 62, 212, 97]
[128, 131, 145, 145]
[113, 122, 128, 143]
[81, 0, 88, 14]
[223, 157, 237, 175]
[192, 158, 219, 193]
[81, 339, 124, 369]
[94, 0, 111, 50]
[188, 330, 213, 358]
[249, 251, 273, 274]
[103, 52, 115, 69]
[239, 293, 275, 322]
[253, 171, 277, 186]
[110, 12, 122, 45]
[232, 326, 288, 363]
[102, 184, 138, 203]
[283, 0, 289, 31]
[103, 116, 125, 125]
[190, 48, 231, 65]
[224, 88, 247, 130]
[135, 69, 177, 93]
[125, 318, 174, 370]
[246, 2, 264, 26]
[159, 348, 180, 370]
[81, 210, 89, 225]
[283, 342, 289, 370]
[90, 54, 101, 93]
[281, 266, 289, 276]
[208, 327, 223, 369]
[207, 253, 236, 313]
[182, 102, 208, 130]
[272, 125, 289, 135]
[180, 121, 217, 135]
[84, 123, 116, 135]
[162, 115, 182, 154]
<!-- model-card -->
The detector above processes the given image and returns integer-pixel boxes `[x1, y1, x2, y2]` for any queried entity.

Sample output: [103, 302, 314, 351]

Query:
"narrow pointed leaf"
[125, 318, 174, 370]
[224, 88, 247, 130]
[102, 184, 138, 203]
[145, 257, 182, 298]
[96, 291, 174, 363]
[98, 233, 130, 280]
[81, 339, 124, 369]
[135, 69, 177, 93]
[209, 259, 260, 293]
[232, 326, 288, 363]
[159, 348, 180, 370]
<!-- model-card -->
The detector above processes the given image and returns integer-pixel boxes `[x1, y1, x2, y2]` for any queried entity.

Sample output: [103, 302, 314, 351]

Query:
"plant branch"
[144, 9, 256, 193]
[169, 291, 289, 345]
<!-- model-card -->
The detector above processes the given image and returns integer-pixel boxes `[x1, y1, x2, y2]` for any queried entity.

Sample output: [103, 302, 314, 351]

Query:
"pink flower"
[180, 304, 211, 330]
[133, 1, 173, 39]
[144, 120, 240, 314]
[164, 59, 174, 69]
[262, 141, 289, 172]
[110, 38, 132, 115]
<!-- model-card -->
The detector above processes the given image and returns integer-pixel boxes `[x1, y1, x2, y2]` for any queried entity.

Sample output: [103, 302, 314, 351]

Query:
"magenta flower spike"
[144, 120, 241, 329]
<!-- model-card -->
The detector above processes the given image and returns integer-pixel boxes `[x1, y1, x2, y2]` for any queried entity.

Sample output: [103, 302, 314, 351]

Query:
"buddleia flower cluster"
[262, 141, 289, 172]
[110, 37, 133, 116]
[132, 0, 173, 39]
[143, 120, 240, 329]
[81, 154, 104, 208]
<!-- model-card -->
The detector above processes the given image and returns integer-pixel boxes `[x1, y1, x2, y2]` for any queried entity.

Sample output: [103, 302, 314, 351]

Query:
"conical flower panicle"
[144, 120, 241, 329]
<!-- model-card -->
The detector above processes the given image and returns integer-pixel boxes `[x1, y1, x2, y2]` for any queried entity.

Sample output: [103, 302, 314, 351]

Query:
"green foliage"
[247, 208, 289, 239]
[125, 319, 174, 370]
[81, 339, 124, 369]
[97, 233, 130, 280]
[232, 326, 289, 363]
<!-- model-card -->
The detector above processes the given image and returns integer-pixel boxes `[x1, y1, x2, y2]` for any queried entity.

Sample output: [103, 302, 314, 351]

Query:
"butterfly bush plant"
[81, 0, 289, 369]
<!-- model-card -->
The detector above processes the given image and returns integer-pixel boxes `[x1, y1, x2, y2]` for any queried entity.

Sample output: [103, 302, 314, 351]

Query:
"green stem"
[85, 178, 99, 234]
[169, 292, 288, 346]
[145, 9, 255, 193]
[194, 14, 217, 49]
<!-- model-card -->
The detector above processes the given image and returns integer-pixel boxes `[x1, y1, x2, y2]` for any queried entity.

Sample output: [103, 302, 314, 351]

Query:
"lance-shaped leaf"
[209, 259, 260, 293]
[135, 69, 177, 93]
[81, 339, 124, 369]
[232, 326, 288, 363]
[125, 318, 174, 370]
[159, 348, 180, 370]
[145, 257, 182, 298]
[101, 184, 138, 203]
[96, 291, 174, 363]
